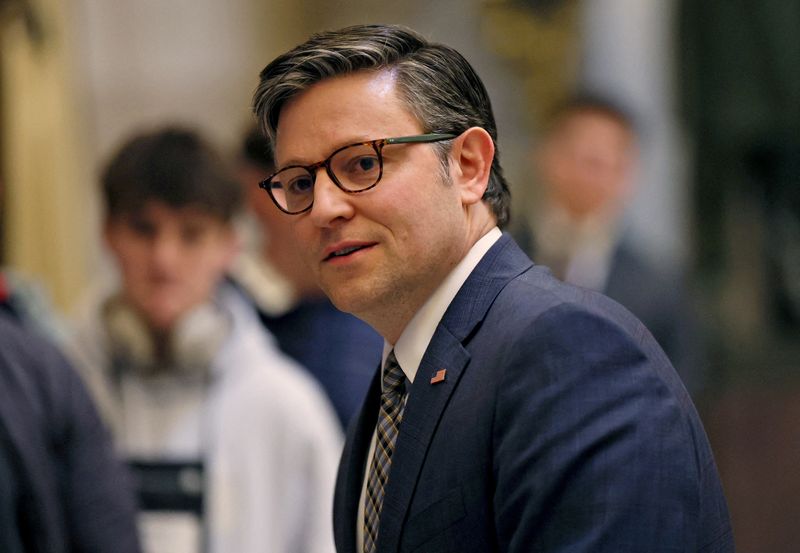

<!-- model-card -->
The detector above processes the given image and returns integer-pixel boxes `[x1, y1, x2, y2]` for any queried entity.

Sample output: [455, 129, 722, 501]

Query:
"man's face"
[240, 161, 292, 245]
[538, 111, 634, 218]
[239, 160, 320, 296]
[273, 71, 473, 338]
[105, 201, 237, 331]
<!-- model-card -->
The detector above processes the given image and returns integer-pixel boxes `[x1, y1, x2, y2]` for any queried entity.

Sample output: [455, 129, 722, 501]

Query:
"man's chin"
[322, 285, 367, 317]
[324, 292, 358, 316]
[140, 306, 184, 333]
[322, 280, 392, 323]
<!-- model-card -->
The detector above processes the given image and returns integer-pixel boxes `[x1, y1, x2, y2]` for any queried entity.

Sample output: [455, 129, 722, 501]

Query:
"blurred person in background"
[231, 127, 382, 429]
[0, 312, 141, 553]
[66, 126, 341, 553]
[0, 173, 140, 552]
[514, 94, 704, 394]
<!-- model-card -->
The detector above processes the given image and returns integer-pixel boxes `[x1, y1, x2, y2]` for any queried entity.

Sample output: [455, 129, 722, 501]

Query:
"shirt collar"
[381, 226, 502, 384]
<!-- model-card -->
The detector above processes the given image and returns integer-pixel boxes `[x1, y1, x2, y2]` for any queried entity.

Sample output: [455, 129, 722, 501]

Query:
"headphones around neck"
[102, 295, 232, 378]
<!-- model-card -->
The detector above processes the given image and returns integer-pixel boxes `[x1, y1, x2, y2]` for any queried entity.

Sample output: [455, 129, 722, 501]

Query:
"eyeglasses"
[259, 133, 457, 214]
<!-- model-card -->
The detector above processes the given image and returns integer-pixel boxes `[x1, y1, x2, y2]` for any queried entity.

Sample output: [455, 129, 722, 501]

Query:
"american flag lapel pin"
[430, 369, 446, 385]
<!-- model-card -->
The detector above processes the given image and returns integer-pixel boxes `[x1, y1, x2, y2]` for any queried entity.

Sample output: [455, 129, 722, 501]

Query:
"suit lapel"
[376, 234, 534, 552]
[376, 326, 469, 552]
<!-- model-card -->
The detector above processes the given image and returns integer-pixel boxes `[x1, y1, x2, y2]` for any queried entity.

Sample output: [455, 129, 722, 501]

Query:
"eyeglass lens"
[269, 143, 382, 213]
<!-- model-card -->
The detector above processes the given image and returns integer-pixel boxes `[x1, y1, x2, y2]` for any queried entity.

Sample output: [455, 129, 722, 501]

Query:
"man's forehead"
[555, 111, 633, 140]
[118, 201, 225, 225]
[272, 69, 412, 162]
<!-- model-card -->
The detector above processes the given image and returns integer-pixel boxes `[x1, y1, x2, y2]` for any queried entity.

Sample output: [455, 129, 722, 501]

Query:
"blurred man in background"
[515, 94, 704, 394]
[232, 127, 381, 429]
[67, 126, 341, 553]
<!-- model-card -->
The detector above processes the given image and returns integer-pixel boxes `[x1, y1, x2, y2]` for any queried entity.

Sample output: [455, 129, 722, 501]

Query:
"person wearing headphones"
[68, 126, 341, 553]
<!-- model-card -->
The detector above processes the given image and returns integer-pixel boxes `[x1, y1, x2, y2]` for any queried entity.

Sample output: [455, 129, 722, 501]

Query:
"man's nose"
[150, 233, 181, 270]
[308, 171, 355, 228]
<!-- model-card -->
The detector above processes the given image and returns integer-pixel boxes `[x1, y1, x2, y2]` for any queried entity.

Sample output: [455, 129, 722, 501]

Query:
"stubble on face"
[311, 170, 467, 342]
[275, 71, 471, 341]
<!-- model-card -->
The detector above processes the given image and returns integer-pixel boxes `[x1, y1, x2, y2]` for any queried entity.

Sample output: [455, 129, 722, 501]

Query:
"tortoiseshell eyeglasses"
[258, 133, 457, 214]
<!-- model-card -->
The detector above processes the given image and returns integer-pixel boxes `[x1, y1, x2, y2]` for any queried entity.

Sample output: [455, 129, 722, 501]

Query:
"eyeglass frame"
[258, 133, 458, 215]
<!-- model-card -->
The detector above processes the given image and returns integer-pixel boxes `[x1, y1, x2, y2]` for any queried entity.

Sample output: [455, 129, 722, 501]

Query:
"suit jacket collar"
[334, 234, 534, 553]
[437, 234, 533, 343]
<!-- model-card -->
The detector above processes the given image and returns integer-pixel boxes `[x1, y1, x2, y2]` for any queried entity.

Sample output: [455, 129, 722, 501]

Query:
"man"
[0, 311, 141, 553]
[68, 127, 341, 553]
[231, 128, 382, 428]
[514, 95, 704, 393]
[253, 24, 733, 553]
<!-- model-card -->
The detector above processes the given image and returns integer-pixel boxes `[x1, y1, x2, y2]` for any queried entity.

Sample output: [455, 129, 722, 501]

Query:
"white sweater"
[68, 283, 342, 553]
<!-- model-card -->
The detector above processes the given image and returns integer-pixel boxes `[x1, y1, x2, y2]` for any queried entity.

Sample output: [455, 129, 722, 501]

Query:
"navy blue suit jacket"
[333, 234, 733, 552]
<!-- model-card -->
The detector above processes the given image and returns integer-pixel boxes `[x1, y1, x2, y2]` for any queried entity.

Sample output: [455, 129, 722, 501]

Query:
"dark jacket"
[0, 313, 140, 553]
[334, 234, 733, 552]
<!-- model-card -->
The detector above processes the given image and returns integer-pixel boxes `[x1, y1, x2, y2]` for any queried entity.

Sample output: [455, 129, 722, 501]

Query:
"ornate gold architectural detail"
[481, 0, 581, 130]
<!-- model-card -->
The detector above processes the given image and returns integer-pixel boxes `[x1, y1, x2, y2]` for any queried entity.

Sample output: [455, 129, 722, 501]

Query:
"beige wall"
[1, 0, 94, 310]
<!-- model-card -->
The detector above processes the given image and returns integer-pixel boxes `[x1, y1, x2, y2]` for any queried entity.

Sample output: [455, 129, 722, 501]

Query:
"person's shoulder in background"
[0, 311, 141, 553]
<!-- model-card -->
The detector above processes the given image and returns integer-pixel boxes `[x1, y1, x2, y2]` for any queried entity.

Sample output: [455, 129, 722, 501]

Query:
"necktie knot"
[382, 351, 406, 397]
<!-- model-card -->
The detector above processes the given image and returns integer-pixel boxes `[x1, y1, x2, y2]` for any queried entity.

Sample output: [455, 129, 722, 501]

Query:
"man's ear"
[449, 127, 494, 206]
[103, 219, 121, 255]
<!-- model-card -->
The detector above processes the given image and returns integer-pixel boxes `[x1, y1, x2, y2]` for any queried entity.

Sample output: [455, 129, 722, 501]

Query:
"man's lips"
[322, 241, 377, 262]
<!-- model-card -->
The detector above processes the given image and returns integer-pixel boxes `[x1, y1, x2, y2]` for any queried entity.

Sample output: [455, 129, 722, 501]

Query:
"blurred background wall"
[1, 0, 798, 550]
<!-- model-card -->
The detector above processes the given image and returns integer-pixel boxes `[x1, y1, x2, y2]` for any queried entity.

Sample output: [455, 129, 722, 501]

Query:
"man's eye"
[129, 218, 155, 238]
[345, 155, 379, 175]
[357, 156, 378, 172]
[180, 222, 211, 245]
[287, 176, 314, 194]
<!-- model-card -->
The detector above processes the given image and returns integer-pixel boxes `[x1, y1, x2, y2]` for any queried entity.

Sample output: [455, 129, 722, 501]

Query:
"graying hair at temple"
[252, 23, 511, 228]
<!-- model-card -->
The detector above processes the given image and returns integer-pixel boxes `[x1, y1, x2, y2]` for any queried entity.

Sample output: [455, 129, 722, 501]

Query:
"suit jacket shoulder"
[334, 234, 733, 553]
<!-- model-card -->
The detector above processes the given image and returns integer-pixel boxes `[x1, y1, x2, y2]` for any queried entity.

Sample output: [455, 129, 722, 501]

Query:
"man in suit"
[252, 24, 733, 553]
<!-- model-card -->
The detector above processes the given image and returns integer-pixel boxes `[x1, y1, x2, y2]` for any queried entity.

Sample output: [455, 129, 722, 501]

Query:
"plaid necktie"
[363, 350, 406, 553]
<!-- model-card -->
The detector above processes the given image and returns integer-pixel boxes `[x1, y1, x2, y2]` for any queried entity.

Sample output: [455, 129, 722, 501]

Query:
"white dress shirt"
[355, 226, 502, 551]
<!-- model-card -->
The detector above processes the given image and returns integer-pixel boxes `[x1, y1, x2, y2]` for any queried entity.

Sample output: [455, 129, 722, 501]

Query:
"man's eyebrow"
[276, 136, 375, 168]
[274, 156, 308, 169]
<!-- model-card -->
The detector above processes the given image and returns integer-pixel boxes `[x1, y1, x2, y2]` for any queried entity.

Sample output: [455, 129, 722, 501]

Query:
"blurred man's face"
[105, 201, 237, 331]
[273, 70, 474, 340]
[240, 161, 290, 244]
[239, 159, 320, 297]
[538, 111, 635, 219]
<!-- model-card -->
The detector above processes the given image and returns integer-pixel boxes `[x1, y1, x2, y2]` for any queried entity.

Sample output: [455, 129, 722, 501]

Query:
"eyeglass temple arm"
[385, 133, 457, 145]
